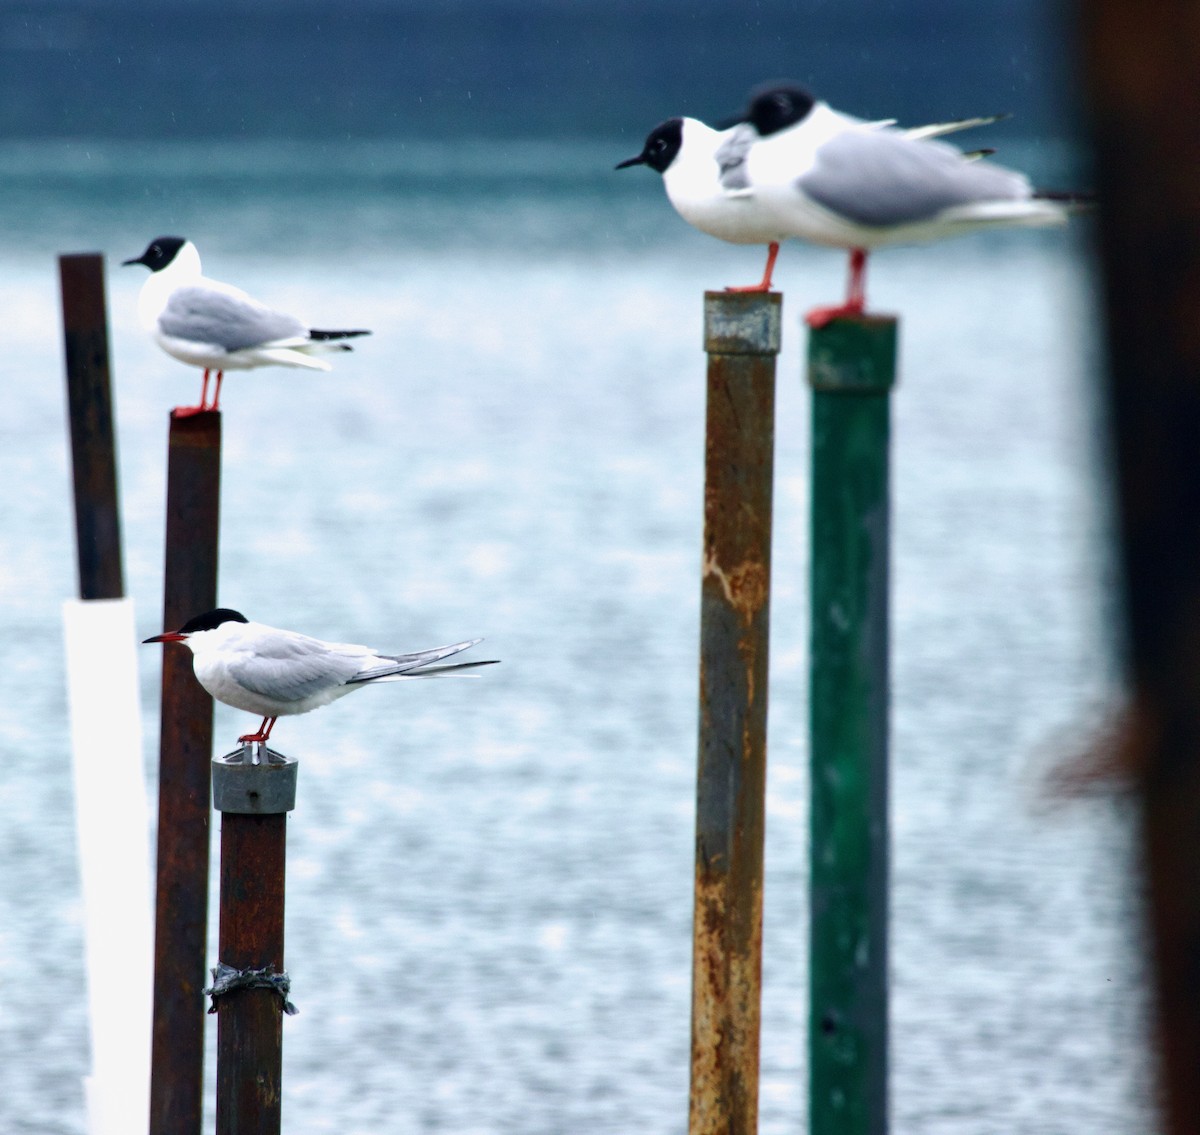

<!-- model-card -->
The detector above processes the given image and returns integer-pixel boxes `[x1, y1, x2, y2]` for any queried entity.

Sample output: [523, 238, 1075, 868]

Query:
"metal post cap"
[212, 744, 298, 814]
[703, 291, 783, 355]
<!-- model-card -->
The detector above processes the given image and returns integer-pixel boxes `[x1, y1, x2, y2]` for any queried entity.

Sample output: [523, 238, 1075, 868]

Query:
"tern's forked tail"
[352, 659, 500, 684]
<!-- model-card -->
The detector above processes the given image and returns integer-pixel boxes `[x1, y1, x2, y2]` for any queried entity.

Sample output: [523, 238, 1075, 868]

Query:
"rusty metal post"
[212, 744, 297, 1135]
[1080, 5, 1200, 1132]
[150, 409, 221, 1135]
[59, 253, 123, 600]
[807, 316, 897, 1135]
[690, 290, 780, 1135]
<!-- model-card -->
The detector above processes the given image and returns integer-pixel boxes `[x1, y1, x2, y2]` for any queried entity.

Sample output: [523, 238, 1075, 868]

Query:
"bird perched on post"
[618, 83, 1069, 323]
[123, 236, 370, 415]
[144, 608, 497, 744]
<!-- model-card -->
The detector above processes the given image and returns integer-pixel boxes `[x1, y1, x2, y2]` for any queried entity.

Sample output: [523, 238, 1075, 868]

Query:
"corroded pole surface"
[150, 409, 221, 1135]
[1080, 5, 1200, 1132]
[690, 290, 780, 1135]
[213, 747, 296, 1135]
[59, 253, 123, 600]
[215, 813, 287, 1135]
[807, 316, 896, 1135]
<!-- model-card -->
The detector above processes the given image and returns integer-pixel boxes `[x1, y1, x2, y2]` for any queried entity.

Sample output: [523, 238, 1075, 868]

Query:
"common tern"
[123, 236, 370, 415]
[717, 83, 1071, 325]
[143, 608, 497, 744]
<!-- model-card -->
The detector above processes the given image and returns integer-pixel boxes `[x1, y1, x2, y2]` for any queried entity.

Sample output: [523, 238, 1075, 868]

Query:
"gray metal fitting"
[703, 291, 782, 356]
[212, 743, 298, 814]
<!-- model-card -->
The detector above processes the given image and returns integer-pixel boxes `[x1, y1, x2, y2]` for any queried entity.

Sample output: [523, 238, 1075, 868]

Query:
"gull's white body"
[661, 118, 787, 246]
[731, 100, 1067, 250]
[135, 241, 348, 373]
[184, 620, 488, 720]
[655, 108, 1048, 254]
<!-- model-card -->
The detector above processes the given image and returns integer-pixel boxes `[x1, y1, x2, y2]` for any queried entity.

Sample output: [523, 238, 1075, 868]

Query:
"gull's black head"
[123, 236, 187, 271]
[716, 83, 817, 134]
[615, 118, 684, 175]
[744, 84, 817, 136]
[179, 608, 249, 634]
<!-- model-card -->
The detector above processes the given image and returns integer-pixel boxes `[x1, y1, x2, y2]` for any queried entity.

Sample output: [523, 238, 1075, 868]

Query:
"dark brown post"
[150, 410, 222, 1135]
[1080, 4, 1200, 1132]
[59, 253, 123, 600]
[212, 746, 297, 1135]
[689, 290, 779, 1135]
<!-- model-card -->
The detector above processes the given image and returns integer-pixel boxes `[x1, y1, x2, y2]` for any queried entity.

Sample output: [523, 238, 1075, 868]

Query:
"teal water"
[0, 138, 1150, 1133]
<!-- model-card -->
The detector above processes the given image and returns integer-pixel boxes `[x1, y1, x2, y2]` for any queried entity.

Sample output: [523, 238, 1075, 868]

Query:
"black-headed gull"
[718, 83, 1071, 325]
[123, 237, 370, 415]
[617, 84, 1071, 320]
[144, 608, 496, 744]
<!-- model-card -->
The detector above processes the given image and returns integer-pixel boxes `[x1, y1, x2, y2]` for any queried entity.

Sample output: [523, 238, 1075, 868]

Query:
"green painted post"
[807, 315, 897, 1135]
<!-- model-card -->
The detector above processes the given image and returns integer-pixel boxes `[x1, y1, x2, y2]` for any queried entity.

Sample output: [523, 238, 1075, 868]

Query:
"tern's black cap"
[178, 608, 249, 634]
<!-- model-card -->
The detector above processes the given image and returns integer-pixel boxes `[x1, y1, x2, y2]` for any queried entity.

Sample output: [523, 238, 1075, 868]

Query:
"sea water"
[0, 138, 1153, 1132]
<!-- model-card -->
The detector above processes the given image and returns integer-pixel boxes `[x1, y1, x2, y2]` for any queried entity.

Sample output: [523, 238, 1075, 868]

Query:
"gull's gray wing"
[715, 125, 756, 192]
[800, 130, 1031, 227]
[228, 635, 363, 704]
[158, 286, 307, 351]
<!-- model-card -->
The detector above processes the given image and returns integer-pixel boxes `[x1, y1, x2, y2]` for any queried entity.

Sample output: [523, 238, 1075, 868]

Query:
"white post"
[63, 596, 153, 1135]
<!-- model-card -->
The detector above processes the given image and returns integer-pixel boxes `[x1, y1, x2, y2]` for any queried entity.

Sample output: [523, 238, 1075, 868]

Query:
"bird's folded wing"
[159, 286, 308, 351]
[228, 640, 364, 704]
[903, 113, 1008, 141]
[800, 130, 1031, 227]
[715, 126, 756, 192]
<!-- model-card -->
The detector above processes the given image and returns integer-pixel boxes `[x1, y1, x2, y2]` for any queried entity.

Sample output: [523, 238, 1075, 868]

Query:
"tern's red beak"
[143, 631, 188, 644]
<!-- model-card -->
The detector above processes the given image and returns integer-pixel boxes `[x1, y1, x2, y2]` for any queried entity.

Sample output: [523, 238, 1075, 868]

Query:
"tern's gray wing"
[800, 130, 1031, 227]
[715, 125, 756, 192]
[228, 638, 363, 704]
[158, 286, 307, 351]
[347, 639, 482, 683]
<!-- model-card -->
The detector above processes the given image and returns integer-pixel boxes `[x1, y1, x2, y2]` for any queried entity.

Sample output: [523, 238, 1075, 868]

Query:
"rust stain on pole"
[690, 290, 779, 1135]
[216, 810, 287, 1135]
[150, 410, 221, 1135]
[59, 253, 124, 600]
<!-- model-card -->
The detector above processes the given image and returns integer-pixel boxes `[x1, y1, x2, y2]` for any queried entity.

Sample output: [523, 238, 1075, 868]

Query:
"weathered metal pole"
[59, 253, 123, 599]
[150, 409, 221, 1135]
[807, 316, 897, 1135]
[60, 252, 154, 1135]
[212, 744, 297, 1135]
[689, 290, 780, 1135]
[1080, 4, 1200, 1132]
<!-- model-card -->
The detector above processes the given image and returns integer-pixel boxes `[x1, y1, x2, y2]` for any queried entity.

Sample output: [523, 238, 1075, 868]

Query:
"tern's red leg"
[173, 369, 212, 418]
[238, 716, 277, 743]
[726, 242, 780, 293]
[805, 248, 869, 329]
[209, 371, 224, 412]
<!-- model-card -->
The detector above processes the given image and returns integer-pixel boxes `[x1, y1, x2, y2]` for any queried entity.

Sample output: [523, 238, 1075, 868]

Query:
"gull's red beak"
[143, 631, 188, 644]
